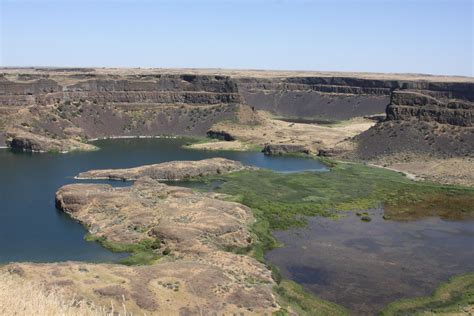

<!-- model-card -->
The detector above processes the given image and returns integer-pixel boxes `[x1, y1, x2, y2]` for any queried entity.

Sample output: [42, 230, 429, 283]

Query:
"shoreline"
[87, 135, 178, 142]
[366, 163, 419, 181]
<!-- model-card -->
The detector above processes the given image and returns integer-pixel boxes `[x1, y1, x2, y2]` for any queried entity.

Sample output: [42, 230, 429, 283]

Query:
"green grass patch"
[273, 280, 349, 315]
[381, 273, 474, 315]
[192, 161, 474, 313]
[208, 163, 473, 258]
[85, 234, 161, 265]
[180, 135, 220, 146]
[207, 163, 473, 232]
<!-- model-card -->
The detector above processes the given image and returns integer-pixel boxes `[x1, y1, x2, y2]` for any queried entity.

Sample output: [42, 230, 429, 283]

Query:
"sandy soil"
[186, 140, 253, 151]
[386, 157, 474, 187]
[209, 111, 375, 153]
[205, 112, 474, 187]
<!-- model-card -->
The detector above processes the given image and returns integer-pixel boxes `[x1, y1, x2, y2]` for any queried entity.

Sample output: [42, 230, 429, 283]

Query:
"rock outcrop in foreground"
[5, 160, 277, 315]
[76, 157, 248, 181]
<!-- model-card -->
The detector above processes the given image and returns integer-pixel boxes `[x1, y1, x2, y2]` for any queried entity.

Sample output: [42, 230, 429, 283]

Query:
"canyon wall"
[353, 85, 474, 160]
[386, 90, 473, 127]
[0, 68, 473, 155]
[0, 72, 244, 150]
[237, 76, 474, 121]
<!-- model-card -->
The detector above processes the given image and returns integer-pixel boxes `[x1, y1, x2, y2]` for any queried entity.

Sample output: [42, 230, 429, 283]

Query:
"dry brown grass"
[0, 272, 130, 316]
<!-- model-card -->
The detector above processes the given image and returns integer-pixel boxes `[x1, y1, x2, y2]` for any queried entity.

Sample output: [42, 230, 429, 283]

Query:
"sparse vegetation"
[273, 280, 349, 315]
[380, 273, 474, 315]
[0, 272, 129, 316]
[85, 234, 160, 266]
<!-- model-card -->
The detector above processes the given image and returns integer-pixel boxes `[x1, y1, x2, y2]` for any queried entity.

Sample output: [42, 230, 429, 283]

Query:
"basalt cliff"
[0, 68, 472, 163]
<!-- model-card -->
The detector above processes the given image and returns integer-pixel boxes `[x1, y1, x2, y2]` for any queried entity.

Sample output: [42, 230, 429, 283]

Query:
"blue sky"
[1, 0, 472, 76]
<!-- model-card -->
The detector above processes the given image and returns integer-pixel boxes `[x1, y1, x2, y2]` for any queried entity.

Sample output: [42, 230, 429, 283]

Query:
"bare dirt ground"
[208, 111, 375, 154]
[204, 111, 474, 187]
[186, 140, 253, 151]
[385, 157, 474, 187]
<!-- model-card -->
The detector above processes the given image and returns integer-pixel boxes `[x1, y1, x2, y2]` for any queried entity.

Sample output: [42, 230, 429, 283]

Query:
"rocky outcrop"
[47, 166, 278, 314]
[6, 129, 97, 152]
[1, 68, 473, 157]
[0, 74, 242, 107]
[55, 177, 255, 248]
[237, 75, 474, 121]
[206, 129, 236, 141]
[0, 71, 244, 150]
[262, 143, 311, 155]
[76, 157, 248, 181]
[351, 85, 474, 161]
[386, 90, 473, 127]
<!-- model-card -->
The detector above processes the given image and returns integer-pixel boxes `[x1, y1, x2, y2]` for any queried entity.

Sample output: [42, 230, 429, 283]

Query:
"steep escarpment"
[386, 90, 473, 126]
[237, 76, 391, 120]
[237, 76, 474, 121]
[0, 73, 241, 107]
[353, 86, 474, 161]
[1, 68, 473, 159]
[0, 71, 244, 151]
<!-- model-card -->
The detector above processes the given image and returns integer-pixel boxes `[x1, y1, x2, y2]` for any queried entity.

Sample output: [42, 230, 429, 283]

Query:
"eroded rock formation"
[4, 160, 277, 315]
[0, 68, 473, 162]
[76, 157, 248, 181]
[0, 70, 244, 151]
[352, 87, 474, 161]
[6, 128, 97, 152]
[262, 143, 311, 156]
[386, 90, 473, 126]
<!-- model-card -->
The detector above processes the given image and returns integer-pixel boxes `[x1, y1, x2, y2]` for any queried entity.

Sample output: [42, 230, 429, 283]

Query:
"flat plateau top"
[1, 67, 473, 83]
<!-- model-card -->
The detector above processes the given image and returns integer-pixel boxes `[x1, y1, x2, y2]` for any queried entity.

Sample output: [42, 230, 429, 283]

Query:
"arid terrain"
[1, 67, 472, 184]
[1, 68, 473, 315]
[4, 159, 277, 315]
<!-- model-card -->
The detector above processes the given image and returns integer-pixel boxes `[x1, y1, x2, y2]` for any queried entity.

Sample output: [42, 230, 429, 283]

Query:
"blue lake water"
[0, 138, 327, 263]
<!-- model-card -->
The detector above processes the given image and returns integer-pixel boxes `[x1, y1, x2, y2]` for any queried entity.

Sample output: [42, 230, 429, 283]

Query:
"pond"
[0, 138, 327, 263]
[265, 208, 474, 315]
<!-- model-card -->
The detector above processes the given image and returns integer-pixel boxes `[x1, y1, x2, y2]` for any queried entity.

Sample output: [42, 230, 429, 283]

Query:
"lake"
[265, 209, 474, 315]
[2, 138, 473, 315]
[0, 138, 327, 263]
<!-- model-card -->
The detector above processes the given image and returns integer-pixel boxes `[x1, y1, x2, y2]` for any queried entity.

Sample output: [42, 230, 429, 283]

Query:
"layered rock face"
[386, 90, 473, 127]
[237, 76, 391, 119]
[237, 76, 474, 121]
[353, 85, 474, 160]
[1, 68, 473, 157]
[0, 71, 243, 151]
[0, 74, 241, 107]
